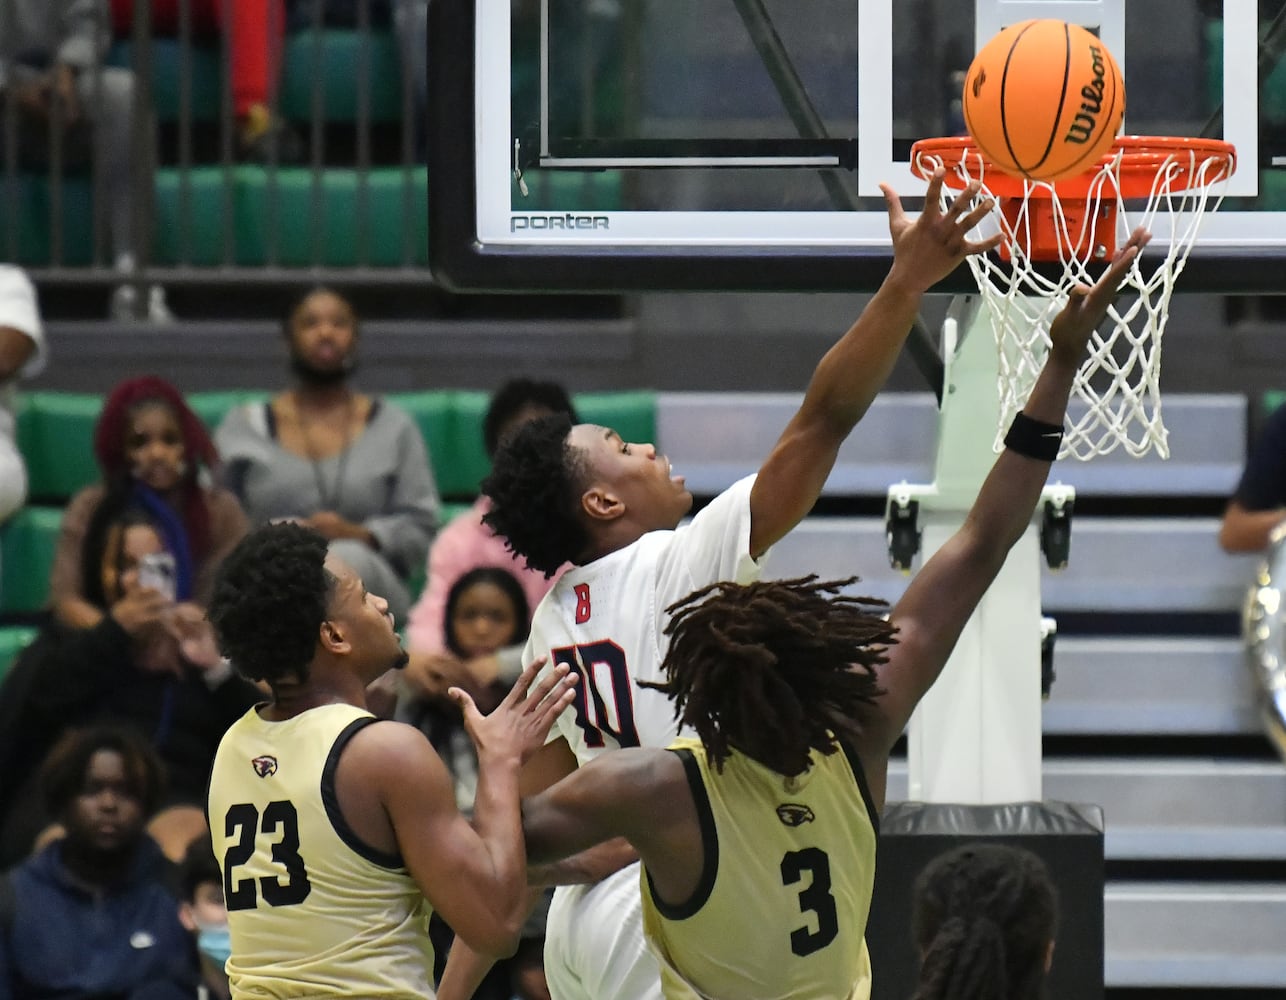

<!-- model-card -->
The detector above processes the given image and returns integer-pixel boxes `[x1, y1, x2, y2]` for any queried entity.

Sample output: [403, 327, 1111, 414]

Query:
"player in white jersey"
[512, 235, 1147, 998]
[205, 522, 577, 999]
[437, 171, 1006, 1000]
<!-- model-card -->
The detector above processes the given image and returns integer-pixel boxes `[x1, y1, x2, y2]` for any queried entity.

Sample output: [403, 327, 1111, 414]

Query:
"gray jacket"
[0, 0, 108, 90]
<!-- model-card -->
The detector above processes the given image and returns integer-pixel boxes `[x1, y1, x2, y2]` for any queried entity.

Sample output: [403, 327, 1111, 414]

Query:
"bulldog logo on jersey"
[251, 755, 278, 778]
[776, 803, 815, 827]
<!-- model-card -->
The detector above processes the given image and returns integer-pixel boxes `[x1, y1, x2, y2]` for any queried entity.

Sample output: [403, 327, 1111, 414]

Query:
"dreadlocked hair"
[640, 575, 894, 777]
[910, 844, 1059, 1000]
[481, 413, 588, 577]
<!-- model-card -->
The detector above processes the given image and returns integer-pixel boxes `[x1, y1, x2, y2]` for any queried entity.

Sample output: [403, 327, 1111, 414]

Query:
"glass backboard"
[429, 0, 1286, 292]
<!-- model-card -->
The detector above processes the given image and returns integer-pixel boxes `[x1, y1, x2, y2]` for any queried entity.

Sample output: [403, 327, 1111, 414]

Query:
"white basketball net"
[914, 144, 1233, 459]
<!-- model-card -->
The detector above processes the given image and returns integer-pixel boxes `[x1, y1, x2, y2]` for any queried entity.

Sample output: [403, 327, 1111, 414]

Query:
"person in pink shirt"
[401, 379, 579, 704]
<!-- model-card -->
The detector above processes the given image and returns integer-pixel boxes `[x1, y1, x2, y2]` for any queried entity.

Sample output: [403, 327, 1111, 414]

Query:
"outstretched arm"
[863, 228, 1152, 755]
[1219, 500, 1285, 553]
[748, 172, 1003, 557]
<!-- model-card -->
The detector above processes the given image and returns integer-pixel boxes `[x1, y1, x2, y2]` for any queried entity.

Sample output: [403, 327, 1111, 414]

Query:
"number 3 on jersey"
[551, 640, 640, 748]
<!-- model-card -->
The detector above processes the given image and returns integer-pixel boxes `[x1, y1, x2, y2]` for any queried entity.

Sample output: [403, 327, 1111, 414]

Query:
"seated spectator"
[910, 843, 1059, 1000]
[0, 265, 47, 526]
[0, 506, 262, 866]
[402, 566, 547, 1000]
[108, 0, 301, 163]
[134, 833, 231, 1000]
[403, 377, 577, 700]
[215, 286, 439, 625]
[0, 0, 171, 322]
[50, 376, 248, 659]
[1220, 400, 1286, 553]
[0, 726, 190, 999]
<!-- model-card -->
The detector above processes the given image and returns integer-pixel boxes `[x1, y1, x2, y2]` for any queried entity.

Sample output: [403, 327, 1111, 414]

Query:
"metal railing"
[1, 0, 428, 289]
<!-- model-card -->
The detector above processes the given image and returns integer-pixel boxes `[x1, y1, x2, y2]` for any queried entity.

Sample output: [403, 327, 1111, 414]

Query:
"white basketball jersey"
[525, 475, 762, 766]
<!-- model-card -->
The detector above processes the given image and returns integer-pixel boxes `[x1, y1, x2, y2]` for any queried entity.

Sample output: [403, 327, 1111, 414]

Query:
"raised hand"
[880, 169, 1004, 293]
[1048, 226, 1152, 364]
[450, 657, 578, 766]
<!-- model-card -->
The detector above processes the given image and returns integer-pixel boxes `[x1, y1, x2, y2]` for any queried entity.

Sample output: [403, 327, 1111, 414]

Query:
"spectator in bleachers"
[0, 726, 190, 998]
[910, 843, 1059, 1000]
[403, 566, 550, 1000]
[0, 265, 47, 527]
[134, 833, 231, 1000]
[50, 375, 248, 647]
[1220, 399, 1286, 553]
[214, 286, 439, 625]
[402, 377, 576, 701]
[0, 0, 172, 322]
[0, 506, 261, 866]
[108, 0, 302, 164]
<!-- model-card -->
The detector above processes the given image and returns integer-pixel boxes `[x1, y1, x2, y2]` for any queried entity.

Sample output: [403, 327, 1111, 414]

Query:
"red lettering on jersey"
[574, 584, 592, 624]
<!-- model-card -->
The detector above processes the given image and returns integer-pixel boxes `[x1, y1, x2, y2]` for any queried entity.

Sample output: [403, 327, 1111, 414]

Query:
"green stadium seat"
[575, 391, 656, 448]
[235, 166, 428, 267]
[0, 626, 38, 684]
[16, 392, 102, 503]
[0, 506, 63, 615]
[280, 29, 404, 124]
[442, 392, 492, 499]
[153, 166, 427, 268]
[107, 39, 222, 122]
[385, 391, 475, 499]
[154, 167, 240, 267]
[0, 175, 95, 267]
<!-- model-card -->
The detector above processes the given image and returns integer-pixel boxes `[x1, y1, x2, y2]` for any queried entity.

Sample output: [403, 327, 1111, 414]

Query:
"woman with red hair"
[48, 375, 248, 643]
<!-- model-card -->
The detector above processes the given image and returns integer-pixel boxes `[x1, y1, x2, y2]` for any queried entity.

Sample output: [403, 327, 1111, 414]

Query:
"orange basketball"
[962, 19, 1125, 183]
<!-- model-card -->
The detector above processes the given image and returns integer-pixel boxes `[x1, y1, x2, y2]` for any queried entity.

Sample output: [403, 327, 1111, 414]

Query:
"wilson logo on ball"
[1065, 45, 1109, 145]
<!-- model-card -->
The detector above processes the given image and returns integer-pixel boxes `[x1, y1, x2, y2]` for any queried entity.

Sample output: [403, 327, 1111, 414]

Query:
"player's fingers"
[504, 655, 549, 705]
[525, 663, 575, 713]
[447, 686, 478, 721]
[961, 231, 1004, 256]
[879, 181, 906, 225]
[945, 180, 982, 223]
[531, 682, 579, 731]
[956, 195, 995, 234]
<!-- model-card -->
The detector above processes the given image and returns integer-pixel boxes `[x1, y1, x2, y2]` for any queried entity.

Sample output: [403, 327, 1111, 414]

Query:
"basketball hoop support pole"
[888, 295, 1066, 804]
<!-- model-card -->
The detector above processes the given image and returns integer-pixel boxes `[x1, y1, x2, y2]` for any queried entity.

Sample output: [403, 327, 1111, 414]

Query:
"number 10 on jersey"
[550, 641, 641, 749]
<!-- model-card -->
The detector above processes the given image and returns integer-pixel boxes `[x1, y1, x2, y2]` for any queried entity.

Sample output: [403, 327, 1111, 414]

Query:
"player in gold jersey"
[515, 229, 1149, 1000]
[205, 522, 577, 999]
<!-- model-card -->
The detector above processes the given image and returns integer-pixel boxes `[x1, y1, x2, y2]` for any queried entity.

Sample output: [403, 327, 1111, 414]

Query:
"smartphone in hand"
[138, 551, 177, 602]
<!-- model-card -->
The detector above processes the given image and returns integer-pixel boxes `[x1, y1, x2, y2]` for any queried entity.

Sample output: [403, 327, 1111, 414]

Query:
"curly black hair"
[641, 575, 895, 777]
[484, 378, 579, 458]
[207, 522, 334, 684]
[911, 844, 1059, 1000]
[41, 724, 165, 820]
[481, 413, 589, 577]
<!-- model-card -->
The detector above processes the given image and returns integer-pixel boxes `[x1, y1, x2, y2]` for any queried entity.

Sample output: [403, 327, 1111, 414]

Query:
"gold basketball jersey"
[208, 703, 435, 999]
[640, 736, 879, 1000]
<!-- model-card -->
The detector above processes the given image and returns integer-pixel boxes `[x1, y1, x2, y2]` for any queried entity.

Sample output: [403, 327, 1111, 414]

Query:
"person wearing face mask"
[49, 375, 249, 643]
[214, 286, 440, 628]
[0, 508, 262, 867]
[135, 833, 232, 1000]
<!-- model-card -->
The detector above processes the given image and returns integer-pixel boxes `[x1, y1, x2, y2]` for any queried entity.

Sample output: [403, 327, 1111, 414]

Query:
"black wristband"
[1004, 411, 1063, 461]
